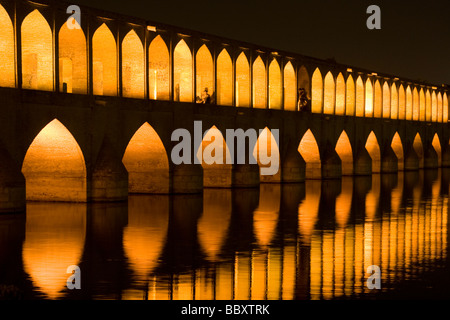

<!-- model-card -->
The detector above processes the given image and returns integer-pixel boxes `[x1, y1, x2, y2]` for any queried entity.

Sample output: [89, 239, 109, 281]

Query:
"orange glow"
[196, 45, 214, 101]
[373, 80, 382, 118]
[365, 79, 373, 117]
[268, 59, 282, 109]
[431, 91, 437, 122]
[432, 134, 442, 166]
[444, 93, 448, 123]
[122, 122, 169, 193]
[421, 89, 427, 121]
[22, 119, 87, 201]
[253, 127, 280, 180]
[174, 39, 192, 102]
[437, 93, 443, 123]
[412, 87, 419, 121]
[335, 73, 345, 115]
[298, 129, 321, 179]
[406, 86, 413, 120]
[298, 66, 310, 101]
[345, 75, 355, 116]
[311, 68, 323, 113]
[391, 132, 404, 171]
[216, 49, 233, 106]
[236, 52, 250, 107]
[149, 35, 170, 100]
[382, 82, 390, 118]
[335, 130, 353, 175]
[398, 84, 406, 120]
[21, 10, 53, 91]
[283, 62, 296, 111]
[365, 131, 380, 173]
[122, 30, 145, 98]
[253, 56, 266, 109]
[413, 133, 424, 168]
[93, 24, 117, 96]
[390, 84, 398, 119]
[355, 76, 365, 117]
[298, 180, 321, 242]
[0, 4, 15, 87]
[335, 177, 352, 227]
[253, 184, 280, 247]
[323, 72, 335, 114]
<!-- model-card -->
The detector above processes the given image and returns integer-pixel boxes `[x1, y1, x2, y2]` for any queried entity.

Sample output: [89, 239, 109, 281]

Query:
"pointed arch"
[236, 52, 250, 107]
[373, 80, 382, 118]
[365, 79, 374, 117]
[398, 84, 406, 120]
[444, 93, 448, 123]
[21, 10, 53, 91]
[335, 73, 345, 115]
[268, 59, 282, 109]
[174, 39, 192, 102]
[323, 72, 335, 114]
[431, 91, 437, 122]
[298, 66, 310, 101]
[0, 4, 15, 87]
[298, 129, 321, 179]
[196, 44, 214, 101]
[345, 75, 355, 116]
[253, 127, 281, 180]
[22, 119, 86, 201]
[382, 82, 390, 118]
[335, 130, 353, 175]
[253, 56, 266, 108]
[311, 68, 323, 113]
[365, 131, 380, 173]
[283, 61, 296, 111]
[216, 49, 233, 106]
[406, 86, 413, 120]
[149, 35, 170, 100]
[355, 76, 365, 116]
[390, 84, 398, 119]
[122, 30, 145, 98]
[432, 133, 442, 166]
[123, 123, 169, 193]
[412, 87, 419, 121]
[437, 93, 443, 123]
[391, 132, 404, 171]
[92, 23, 117, 96]
[421, 88, 428, 121]
[413, 133, 424, 168]
[59, 20, 87, 94]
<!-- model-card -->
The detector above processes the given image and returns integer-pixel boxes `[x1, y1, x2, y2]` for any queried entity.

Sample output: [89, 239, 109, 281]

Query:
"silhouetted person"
[298, 88, 310, 112]
[201, 87, 211, 104]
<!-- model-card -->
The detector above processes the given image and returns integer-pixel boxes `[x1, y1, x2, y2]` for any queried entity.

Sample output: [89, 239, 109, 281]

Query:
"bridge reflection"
[0, 169, 448, 299]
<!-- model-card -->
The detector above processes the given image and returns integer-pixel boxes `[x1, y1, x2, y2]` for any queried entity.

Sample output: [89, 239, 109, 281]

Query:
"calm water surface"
[0, 169, 449, 300]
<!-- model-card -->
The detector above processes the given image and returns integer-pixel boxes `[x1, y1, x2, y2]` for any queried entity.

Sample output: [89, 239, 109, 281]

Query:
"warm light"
[0, 4, 15, 88]
[311, 68, 323, 113]
[217, 49, 233, 106]
[268, 59, 282, 109]
[147, 25, 156, 32]
[335, 130, 353, 175]
[236, 52, 250, 107]
[174, 39, 192, 102]
[323, 72, 335, 114]
[93, 23, 117, 96]
[283, 62, 296, 111]
[345, 75, 355, 116]
[365, 131, 380, 173]
[149, 35, 170, 100]
[298, 129, 321, 179]
[122, 29, 145, 98]
[196, 44, 214, 100]
[253, 56, 266, 108]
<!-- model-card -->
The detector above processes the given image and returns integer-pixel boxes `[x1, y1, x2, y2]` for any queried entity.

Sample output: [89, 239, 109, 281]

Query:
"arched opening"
[283, 61, 296, 111]
[268, 59, 282, 109]
[22, 119, 86, 201]
[365, 131, 380, 173]
[437, 93, 443, 123]
[122, 30, 145, 99]
[382, 82, 390, 118]
[323, 72, 335, 114]
[196, 126, 232, 187]
[236, 52, 250, 107]
[335, 73, 345, 115]
[335, 130, 353, 175]
[252, 127, 280, 180]
[148, 35, 170, 100]
[355, 76, 365, 117]
[0, 4, 15, 87]
[406, 86, 413, 120]
[346, 75, 355, 116]
[298, 66, 310, 102]
[390, 84, 398, 119]
[59, 20, 87, 94]
[391, 132, 404, 171]
[398, 84, 406, 120]
[365, 79, 373, 117]
[298, 129, 321, 179]
[432, 134, 442, 166]
[311, 68, 323, 113]
[412, 87, 419, 121]
[431, 91, 437, 122]
[21, 10, 53, 91]
[174, 39, 192, 102]
[196, 44, 214, 102]
[92, 23, 117, 96]
[216, 49, 232, 106]
[444, 93, 448, 123]
[253, 56, 266, 109]
[122, 123, 169, 193]
[421, 88, 427, 121]
[373, 80, 382, 118]
[413, 133, 424, 168]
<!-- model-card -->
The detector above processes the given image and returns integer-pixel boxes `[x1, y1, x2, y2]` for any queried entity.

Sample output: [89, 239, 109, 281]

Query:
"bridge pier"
[0, 152, 25, 213]
[321, 147, 342, 179]
[404, 145, 420, 171]
[280, 147, 306, 183]
[442, 147, 450, 167]
[380, 146, 398, 173]
[354, 145, 372, 176]
[171, 164, 204, 194]
[423, 145, 439, 169]
[232, 164, 260, 188]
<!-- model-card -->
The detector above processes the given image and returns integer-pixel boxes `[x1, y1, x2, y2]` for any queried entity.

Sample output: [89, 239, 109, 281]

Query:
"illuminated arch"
[122, 30, 145, 98]
[298, 129, 321, 179]
[268, 59, 282, 109]
[122, 123, 169, 193]
[335, 130, 353, 175]
[236, 52, 250, 107]
[412, 87, 419, 121]
[298, 66, 310, 100]
[413, 133, 424, 168]
[253, 127, 281, 180]
[22, 119, 87, 201]
[444, 93, 448, 123]
[196, 44, 214, 101]
[365, 131, 380, 173]
[355, 76, 365, 117]
[283, 61, 296, 111]
[216, 49, 232, 106]
[437, 93, 443, 123]
[0, 4, 15, 87]
[431, 91, 437, 122]
[174, 39, 192, 102]
[390, 84, 398, 119]
[432, 133, 442, 166]
[398, 84, 406, 120]
[149, 35, 170, 100]
[335, 73, 345, 115]
[253, 56, 266, 108]
[373, 80, 382, 118]
[21, 10, 53, 91]
[311, 68, 323, 113]
[391, 132, 404, 171]
[345, 75, 355, 116]
[406, 86, 413, 120]
[59, 20, 87, 94]
[382, 82, 390, 118]
[421, 88, 427, 121]
[365, 79, 373, 117]
[92, 24, 117, 96]
[323, 72, 335, 114]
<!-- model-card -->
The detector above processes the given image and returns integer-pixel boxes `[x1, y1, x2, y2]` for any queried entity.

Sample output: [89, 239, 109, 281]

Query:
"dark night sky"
[71, 0, 450, 86]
